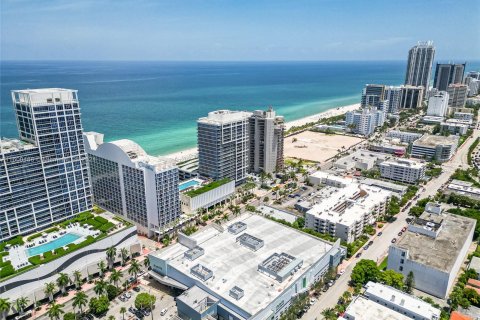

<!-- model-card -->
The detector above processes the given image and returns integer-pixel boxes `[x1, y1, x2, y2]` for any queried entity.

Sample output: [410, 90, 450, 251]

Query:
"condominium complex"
[426, 91, 449, 117]
[198, 110, 252, 184]
[345, 107, 385, 136]
[433, 63, 466, 91]
[361, 84, 385, 108]
[447, 84, 469, 108]
[440, 120, 469, 135]
[385, 86, 402, 114]
[411, 134, 459, 162]
[0, 89, 92, 241]
[84, 132, 180, 237]
[148, 214, 344, 320]
[248, 107, 285, 174]
[399, 85, 424, 109]
[404, 41, 435, 91]
[388, 203, 476, 298]
[379, 159, 426, 184]
[465, 77, 480, 97]
[386, 130, 423, 143]
[305, 179, 391, 243]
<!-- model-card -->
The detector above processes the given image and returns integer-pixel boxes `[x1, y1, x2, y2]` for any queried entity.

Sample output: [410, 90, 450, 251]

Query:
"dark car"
[368, 241, 373, 245]
[363, 245, 369, 250]
[391, 238, 397, 243]
[355, 252, 362, 258]
[398, 231, 403, 236]
[377, 232, 383, 236]
[133, 286, 141, 292]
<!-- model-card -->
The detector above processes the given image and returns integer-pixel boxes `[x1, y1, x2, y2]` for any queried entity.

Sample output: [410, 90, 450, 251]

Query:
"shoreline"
[163, 102, 361, 162]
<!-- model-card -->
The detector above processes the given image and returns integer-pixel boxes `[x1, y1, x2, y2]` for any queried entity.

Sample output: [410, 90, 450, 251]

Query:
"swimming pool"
[178, 179, 201, 191]
[27, 233, 82, 257]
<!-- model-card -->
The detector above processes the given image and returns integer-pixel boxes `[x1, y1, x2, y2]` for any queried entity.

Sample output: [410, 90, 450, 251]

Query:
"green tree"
[72, 291, 88, 316]
[109, 269, 122, 289]
[63, 312, 75, 320]
[57, 273, 70, 295]
[93, 279, 108, 296]
[464, 287, 480, 306]
[143, 258, 150, 269]
[72, 270, 83, 290]
[120, 248, 130, 266]
[405, 271, 415, 294]
[321, 308, 337, 320]
[350, 259, 380, 286]
[105, 284, 119, 301]
[128, 259, 141, 283]
[0, 298, 11, 318]
[120, 306, 127, 320]
[134, 293, 156, 310]
[15, 296, 29, 315]
[97, 260, 107, 278]
[88, 295, 110, 316]
[47, 302, 64, 320]
[379, 270, 404, 289]
[106, 246, 117, 269]
[44, 282, 56, 303]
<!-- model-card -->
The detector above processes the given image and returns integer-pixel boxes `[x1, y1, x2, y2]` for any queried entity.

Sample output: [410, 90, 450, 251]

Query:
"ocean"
[1, 60, 478, 156]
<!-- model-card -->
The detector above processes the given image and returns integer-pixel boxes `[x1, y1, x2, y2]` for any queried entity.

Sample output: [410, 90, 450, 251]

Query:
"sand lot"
[284, 131, 364, 162]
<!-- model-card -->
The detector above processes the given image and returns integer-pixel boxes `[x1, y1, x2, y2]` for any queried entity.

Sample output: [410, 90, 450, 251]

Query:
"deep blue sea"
[1, 61, 478, 156]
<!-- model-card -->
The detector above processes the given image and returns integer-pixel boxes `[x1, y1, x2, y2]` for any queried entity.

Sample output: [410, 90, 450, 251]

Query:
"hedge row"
[0, 236, 24, 251]
[27, 232, 43, 241]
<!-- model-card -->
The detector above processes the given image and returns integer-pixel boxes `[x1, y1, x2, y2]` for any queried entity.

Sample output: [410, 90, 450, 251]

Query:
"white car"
[339, 269, 345, 276]
[160, 308, 168, 316]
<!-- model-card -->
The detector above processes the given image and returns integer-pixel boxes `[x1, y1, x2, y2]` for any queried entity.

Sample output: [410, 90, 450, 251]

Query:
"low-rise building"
[363, 281, 441, 320]
[361, 178, 408, 196]
[379, 159, 426, 184]
[340, 296, 412, 320]
[387, 204, 476, 298]
[305, 183, 391, 243]
[411, 134, 459, 162]
[148, 214, 344, 320]
[386, 130, 423, 143]
[308, 171, 352, 188]
[180, 178, 235, 214]
[334, 150, 391, 171]
[454, 112, 475, 122]
[421, 115, 445, 124]
[368, 143, 406, 156]
[440, 121, 469, 135]
[446, 180, 480, 200]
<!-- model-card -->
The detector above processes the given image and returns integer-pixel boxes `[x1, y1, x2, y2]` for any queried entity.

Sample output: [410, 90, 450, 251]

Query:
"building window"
[401, 252, 406, 257]
[400, 259, 404, 264]
[399, 266, 403, 271]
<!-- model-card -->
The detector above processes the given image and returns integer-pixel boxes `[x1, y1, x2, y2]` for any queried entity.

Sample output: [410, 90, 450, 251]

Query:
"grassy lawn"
[185, 178, 231, 197]
[378, 256, 388, 271]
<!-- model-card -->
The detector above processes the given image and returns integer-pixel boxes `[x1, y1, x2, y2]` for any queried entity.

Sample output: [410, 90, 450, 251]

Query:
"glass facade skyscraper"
[0, 89, 92, 241]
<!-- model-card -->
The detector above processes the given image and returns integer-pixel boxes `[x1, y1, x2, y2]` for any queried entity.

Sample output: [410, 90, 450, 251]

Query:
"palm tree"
[47, 302, 64, 320]
[97, 260, 107, 278]
[143, 258, 150, 270]
[109, 269, 123, 288]
[128, 258, 141, 283]
[106, 246, 117, 269]
[321, 308, 336, 320]
[15, 296, 29, 315]
[0, 298, 11, 319]
[122, 280, 129, 292]
[120, 248, 129, 266]
[56, 273, 70, 295]
[120, 306, 127, 320]
[72, 291, 88, 316]
[72, 270, 83, 290]
[108, 316, 115, 320]
[93, 279, 108, 296]
[44, 282, 56, 303]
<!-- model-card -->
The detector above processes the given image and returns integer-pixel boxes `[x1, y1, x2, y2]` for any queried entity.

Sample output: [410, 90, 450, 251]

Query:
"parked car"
[377, 232, 383, 236]
[368, 241, 373, 246]
[402, 227, 407, 232]
[160, 309, 168, 316]
[355, 252, 362, 258]
[397, 232, 403, 236]
[391, 238, 397, 243]
[363, 245, 369, 250]
[133, 286, 141, 292]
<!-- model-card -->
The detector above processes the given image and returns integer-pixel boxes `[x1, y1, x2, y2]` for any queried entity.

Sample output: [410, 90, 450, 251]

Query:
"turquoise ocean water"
[1, 61, 478, 156]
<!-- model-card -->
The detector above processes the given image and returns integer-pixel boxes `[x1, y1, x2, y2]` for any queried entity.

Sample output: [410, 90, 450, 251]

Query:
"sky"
[1, 0, 479, 61]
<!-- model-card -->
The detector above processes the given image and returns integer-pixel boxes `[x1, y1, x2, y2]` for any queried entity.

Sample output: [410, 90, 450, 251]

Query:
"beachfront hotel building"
[361, 84, 386, 109]
[399, 85, 424, 109]
[198, 110, 252, 185]
[248, 107, 285, 174]
[345, 107, 385, 136]
[385, 86, 402, 114]
[405, 41, 435, 91]
[148, 214, 344, 320]
[433, 63, 466, 91]
[0, 89, 92, 241]
[83, 132, 180, 237]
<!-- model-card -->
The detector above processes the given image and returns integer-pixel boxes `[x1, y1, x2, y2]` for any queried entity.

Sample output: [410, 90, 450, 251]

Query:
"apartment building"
[399, 85, 424, 109]
[345, 107, 385, 136]
[405, 41, 435, 91]
[379, 159, 426, 184]
[426, 91, 449, 117]
[411, 134, 459, 162]
[433, 63, 466, 91]
[447, 84, 468, 108]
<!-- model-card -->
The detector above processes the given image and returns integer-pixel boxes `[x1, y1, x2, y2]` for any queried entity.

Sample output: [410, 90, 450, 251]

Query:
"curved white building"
[83, 132, 180, 237]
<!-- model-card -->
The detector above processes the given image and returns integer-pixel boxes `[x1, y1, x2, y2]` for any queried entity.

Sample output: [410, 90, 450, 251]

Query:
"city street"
[302, 126, 479, 319]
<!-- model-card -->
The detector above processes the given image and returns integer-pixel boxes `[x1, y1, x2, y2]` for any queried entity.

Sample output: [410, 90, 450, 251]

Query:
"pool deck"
[5, 225, 97, 270]
[178, 178, 204, 191]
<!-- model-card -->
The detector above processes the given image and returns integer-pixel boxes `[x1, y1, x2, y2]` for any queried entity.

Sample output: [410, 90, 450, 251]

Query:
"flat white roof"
[341, 296, 411, 320]
[306, 183, 391, 227]
[365, 282, 441, 319]
[152, 214, 334, 316]
[198, 110, 252, 125]
[0, 138, 36, 153]
[380, 159, 425, 170]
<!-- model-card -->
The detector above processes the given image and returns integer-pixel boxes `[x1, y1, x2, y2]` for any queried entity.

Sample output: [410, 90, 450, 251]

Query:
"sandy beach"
[164, 103, 360, 161]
